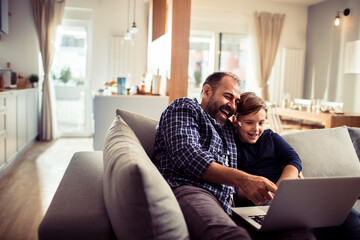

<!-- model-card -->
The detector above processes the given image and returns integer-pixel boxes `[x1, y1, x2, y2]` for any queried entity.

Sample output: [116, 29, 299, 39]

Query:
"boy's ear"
[231, 116, 237, 127]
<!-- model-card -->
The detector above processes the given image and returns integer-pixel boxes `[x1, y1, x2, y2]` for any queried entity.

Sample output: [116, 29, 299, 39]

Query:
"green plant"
[28, 74, 39, 83]
[72, 76, 84, 86]
[59, 66, 72, 84]
[194, 70, 202, 85]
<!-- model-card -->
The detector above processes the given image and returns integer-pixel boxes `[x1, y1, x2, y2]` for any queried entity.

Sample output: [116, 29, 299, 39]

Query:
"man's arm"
[201, 162, 277, 206]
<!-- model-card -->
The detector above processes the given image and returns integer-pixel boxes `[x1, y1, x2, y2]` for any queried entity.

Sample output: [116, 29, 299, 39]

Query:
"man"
[152, 72, 314, 239]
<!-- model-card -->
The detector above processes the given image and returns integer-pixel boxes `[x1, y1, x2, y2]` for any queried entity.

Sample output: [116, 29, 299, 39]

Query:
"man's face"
[202, 76, 241, 125]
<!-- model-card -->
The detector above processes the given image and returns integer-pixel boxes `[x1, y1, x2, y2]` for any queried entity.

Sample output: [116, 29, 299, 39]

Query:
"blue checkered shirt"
[152, 98, 237, 215]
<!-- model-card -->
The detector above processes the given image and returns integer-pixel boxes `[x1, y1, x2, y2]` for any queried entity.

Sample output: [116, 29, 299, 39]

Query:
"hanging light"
[334, 11, 340, 26]
[124, 30, 132, 40]
[124, 0, 132, 40]
[130, 0, 138, 34]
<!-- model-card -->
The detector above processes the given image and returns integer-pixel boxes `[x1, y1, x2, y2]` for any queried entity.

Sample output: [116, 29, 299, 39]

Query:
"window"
[219, 33, 248, 91]
[52, 26, 87, 87]
[188, 32, 255, 99]
[187, 32, 215, 100]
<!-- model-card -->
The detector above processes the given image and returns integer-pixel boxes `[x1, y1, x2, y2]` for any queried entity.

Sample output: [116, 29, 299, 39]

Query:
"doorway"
[51, 16, 92, 137]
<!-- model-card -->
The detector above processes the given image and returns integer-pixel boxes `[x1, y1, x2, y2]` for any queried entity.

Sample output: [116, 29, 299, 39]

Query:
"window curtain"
[254, 12, 285, 101]
[32, 0, 65, 141]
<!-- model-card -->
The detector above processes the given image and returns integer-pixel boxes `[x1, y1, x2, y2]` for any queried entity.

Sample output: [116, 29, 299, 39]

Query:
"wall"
[65, 0, 149, 91]
[190, 0, 308, 103]
[0, 0, 149, 93]
[305, 0, 360, 112]
[191, 0, 308, 49]
[0, 0, 38, 77]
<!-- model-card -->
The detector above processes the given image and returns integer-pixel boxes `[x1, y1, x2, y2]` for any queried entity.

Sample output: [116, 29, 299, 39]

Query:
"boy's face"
[234, 109, 266, 144]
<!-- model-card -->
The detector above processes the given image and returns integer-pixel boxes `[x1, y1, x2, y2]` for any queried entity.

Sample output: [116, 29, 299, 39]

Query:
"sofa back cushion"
[281, 126, 360, 177]
[116, 109, 158, 158]
[103, 112, 189, 240]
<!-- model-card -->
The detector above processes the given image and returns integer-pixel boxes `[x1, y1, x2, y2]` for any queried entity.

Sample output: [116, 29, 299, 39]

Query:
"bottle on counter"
[152, 69, 161, 95]
[140, 80, 146, 94]
[1, 62, 12, 88]
[0, 75, 4, 89]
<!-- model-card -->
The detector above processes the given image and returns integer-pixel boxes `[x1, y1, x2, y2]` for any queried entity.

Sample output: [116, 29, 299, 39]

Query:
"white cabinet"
[0, 96, 5, 167]
[27, 90, 38, 141]
[17, 93, 27, 152]
[0, 135, 5, 167]
[0, 89, 38, 175]
[0, 0, 9, 35]
[6, 92, 17, 162]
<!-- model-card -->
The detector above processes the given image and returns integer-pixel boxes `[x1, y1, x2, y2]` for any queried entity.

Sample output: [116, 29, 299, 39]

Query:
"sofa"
[38, 109, 360, 239]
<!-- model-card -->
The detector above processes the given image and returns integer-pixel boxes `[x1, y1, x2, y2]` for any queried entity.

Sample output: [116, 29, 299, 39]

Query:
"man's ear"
[202, 84, 212, 97]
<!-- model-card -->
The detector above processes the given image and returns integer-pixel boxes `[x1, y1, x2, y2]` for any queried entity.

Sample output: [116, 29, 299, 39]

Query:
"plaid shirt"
[152, 98, 237, 215]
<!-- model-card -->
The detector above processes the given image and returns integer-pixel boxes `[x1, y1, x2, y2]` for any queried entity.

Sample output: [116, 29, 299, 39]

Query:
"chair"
[266, 103, 302, 133]
[266, 103, 283, 133]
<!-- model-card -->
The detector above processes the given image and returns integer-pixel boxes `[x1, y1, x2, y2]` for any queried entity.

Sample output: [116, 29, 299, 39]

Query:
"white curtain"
[32, 0, 65, 140]
[254, 12, 285, 101]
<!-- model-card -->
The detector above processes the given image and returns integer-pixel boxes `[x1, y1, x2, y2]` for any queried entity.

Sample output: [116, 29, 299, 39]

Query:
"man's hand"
[201, 162, 277, 205]
[240, 174, 277, 206]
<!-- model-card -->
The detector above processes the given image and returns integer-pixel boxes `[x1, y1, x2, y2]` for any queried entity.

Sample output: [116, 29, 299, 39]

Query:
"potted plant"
[193, 62, 202, 88]
[28, 74, 39, 88]
[59, 66, 72, 85]
[194, 70, 202, 88]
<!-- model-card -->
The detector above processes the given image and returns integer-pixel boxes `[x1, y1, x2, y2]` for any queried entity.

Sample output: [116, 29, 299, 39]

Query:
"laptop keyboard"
[249, 215, 265, 225]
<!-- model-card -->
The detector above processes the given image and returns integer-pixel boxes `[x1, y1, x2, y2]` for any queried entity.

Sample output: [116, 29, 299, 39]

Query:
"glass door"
[51, 18, 92, 137]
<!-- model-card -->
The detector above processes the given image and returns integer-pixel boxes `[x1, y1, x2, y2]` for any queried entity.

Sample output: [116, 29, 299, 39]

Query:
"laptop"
[231, 177, 360, 232]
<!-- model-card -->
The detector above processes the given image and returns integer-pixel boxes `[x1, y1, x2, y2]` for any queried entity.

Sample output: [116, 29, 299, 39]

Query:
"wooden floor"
[0, 138, 93, 240]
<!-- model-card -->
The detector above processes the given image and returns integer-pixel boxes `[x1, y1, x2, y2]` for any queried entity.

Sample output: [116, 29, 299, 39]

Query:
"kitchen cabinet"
[17, 92, 27, 152]
[0, 96, 5, 167]
[6, 92, 17, 163]
[0, 89, 39, 176]
[27, 90, 38, 141]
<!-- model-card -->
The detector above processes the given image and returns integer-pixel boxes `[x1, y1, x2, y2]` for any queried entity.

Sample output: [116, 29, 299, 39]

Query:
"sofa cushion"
[347, 127, 360, 162]
[38, 151, 115, 240]
[281, 126, 360, 177]
[116, 109, 158, 158]
[103, 114, 189, 240]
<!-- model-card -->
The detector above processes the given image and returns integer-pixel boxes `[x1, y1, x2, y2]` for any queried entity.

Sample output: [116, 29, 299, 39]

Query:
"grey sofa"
[38, 109, 360, 239]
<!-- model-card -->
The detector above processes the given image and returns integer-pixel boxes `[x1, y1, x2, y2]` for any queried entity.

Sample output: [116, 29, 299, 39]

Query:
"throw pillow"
[347, 127, 360, 162]
[281, 126, 360, 177]
[103, 115, 189, 240]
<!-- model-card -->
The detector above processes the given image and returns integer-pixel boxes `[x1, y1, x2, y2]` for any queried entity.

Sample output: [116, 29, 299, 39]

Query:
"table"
[276, 107, 360, 128]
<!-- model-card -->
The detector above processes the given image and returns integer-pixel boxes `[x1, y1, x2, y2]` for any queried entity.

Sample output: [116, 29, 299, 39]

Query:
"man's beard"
[206, 96, 233, 124]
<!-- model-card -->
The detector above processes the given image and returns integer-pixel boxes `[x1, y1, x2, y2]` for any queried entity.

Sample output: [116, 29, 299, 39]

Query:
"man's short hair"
[201, 72, 240, 95]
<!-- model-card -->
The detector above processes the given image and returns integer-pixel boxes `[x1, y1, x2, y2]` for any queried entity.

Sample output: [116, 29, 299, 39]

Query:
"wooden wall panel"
[152, 0, 167, 41]
[169, 0, 191, 103]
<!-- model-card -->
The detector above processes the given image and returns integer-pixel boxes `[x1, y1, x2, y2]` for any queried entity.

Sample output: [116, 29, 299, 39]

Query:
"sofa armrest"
[38, 151, 115, 240]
